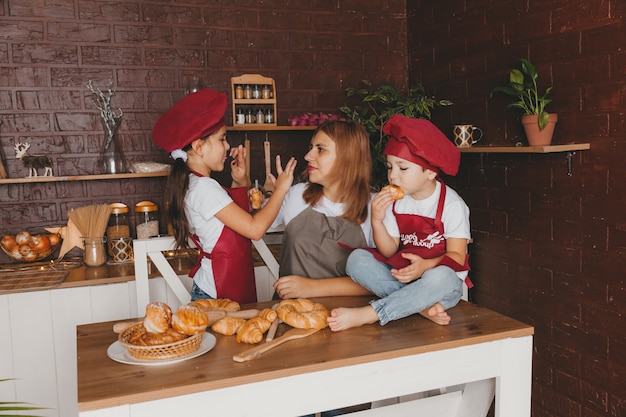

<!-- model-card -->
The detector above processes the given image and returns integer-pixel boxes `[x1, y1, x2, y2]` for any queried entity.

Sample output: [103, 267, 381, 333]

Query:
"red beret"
[152, 89, 228, 152]
[383, 114, 460, 176]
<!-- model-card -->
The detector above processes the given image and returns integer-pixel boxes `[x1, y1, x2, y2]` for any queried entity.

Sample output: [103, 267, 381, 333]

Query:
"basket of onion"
[1, 231, 62, 262]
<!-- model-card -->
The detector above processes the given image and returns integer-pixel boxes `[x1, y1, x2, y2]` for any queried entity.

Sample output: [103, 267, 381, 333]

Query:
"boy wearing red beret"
[152, 89, 297, 304]
[328, 114, 472, 330]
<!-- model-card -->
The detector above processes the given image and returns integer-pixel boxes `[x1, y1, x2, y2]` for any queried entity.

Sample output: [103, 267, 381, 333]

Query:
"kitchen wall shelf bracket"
[459, 143, 590, 176]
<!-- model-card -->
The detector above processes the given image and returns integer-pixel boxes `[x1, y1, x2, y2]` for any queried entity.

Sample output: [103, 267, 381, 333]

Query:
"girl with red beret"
[152, 89, 297, 304]
[328, 114, 472, 330]
[272, 120, 376, 299]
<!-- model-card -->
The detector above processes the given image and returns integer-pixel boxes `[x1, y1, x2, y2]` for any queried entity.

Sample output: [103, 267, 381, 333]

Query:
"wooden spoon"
[262, 133, 274, 195]
[233, 327, 320, 362]
[113, 308, 260, 333]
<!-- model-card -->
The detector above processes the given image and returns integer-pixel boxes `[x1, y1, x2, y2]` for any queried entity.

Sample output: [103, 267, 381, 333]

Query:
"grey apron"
[279, 206, 367, 278]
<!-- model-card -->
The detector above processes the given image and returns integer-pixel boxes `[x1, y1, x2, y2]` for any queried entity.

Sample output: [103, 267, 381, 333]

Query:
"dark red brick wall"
[408, 1, 625, 416]
[0, 0, 407, 255]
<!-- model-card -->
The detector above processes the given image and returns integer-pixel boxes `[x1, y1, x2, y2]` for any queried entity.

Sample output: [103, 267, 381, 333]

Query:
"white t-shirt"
[185, 175, 233, 297]
[272, 182, 375, 247]
[382, 181, 471, 280]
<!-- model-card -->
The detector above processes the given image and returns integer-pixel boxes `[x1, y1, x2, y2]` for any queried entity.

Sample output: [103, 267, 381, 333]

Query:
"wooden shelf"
[0, 171, 169, 185]
[226, 125, 316, 131]
[458, 143, 590, 153]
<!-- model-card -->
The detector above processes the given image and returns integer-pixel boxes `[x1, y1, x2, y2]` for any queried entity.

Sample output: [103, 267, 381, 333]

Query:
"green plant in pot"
[340, 80, 453, 190]
[491, 58, 557, 146]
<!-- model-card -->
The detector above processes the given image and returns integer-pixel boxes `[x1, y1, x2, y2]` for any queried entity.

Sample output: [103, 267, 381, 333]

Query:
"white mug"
[453, 124, 483, 147]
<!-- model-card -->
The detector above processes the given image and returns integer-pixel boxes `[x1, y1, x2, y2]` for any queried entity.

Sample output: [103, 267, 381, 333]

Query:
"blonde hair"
[302, 120, 371, 224]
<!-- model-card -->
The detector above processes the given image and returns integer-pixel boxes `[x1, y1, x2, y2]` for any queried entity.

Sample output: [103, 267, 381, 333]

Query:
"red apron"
[366, 181, 473, 288]
[188, 184, 257, 304]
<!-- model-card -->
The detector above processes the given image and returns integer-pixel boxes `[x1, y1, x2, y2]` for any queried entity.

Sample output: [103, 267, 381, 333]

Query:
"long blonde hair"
[302, 120, 371, 224]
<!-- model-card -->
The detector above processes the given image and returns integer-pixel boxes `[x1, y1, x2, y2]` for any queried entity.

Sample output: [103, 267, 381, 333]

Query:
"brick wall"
[0, 0, 407, 259]
[407, 1, 625, 416]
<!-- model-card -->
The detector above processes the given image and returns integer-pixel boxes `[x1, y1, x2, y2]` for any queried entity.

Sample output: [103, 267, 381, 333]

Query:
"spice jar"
[261, 84, 271, 99]
[82, 236, 107, 267]
[235, 84, 244, 99]
[243, 84, 252, 99]
[265, 108, 274, 124]
[256, 108, 265, 124]
[252, 84, 261, 99]
[135, 201, 160, 239]
[236, 107, 245, 124]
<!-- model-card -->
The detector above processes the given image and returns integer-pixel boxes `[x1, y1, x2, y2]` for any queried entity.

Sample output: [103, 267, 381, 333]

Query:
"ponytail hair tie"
[170, 149, 188, 162]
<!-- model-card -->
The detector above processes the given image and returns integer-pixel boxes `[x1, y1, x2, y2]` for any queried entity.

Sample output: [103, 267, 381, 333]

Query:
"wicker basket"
[119, 323, 202, 360]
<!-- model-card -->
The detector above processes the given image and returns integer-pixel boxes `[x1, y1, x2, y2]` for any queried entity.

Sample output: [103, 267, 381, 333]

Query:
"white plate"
[107, 333, 216, 366]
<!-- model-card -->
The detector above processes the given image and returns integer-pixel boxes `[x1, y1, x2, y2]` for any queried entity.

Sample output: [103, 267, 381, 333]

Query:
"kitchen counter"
[77, 296, 534, 417]
[0, 244, 281, 292]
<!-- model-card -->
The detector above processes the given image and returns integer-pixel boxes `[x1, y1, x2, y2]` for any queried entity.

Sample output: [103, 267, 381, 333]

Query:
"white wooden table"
[77, 297, 533, 417]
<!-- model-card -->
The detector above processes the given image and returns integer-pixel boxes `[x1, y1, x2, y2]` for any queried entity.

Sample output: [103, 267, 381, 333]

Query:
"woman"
[272, 119, 374, 299]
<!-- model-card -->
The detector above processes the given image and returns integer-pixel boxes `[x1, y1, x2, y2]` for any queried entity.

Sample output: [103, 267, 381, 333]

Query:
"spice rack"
[231, 74, 277, 127]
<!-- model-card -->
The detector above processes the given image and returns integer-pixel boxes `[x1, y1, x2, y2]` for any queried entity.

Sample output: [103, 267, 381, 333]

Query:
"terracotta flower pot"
[521, 113, 558, 146]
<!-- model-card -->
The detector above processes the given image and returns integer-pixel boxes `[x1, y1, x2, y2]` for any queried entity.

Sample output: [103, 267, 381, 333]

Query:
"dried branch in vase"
[86, 79, 123, 149]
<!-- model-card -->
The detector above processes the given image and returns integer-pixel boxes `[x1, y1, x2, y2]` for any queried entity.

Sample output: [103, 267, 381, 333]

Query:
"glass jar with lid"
[107, 203, 130, 256]
[135, 201, 160, 239]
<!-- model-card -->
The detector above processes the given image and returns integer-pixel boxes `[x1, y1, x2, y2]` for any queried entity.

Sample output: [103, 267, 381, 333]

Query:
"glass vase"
[99, 132, 125, 174]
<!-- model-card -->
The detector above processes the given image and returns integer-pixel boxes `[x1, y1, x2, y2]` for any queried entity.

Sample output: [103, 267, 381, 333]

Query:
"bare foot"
[419, 302, 451, 325]
[327, 306, 378, 331]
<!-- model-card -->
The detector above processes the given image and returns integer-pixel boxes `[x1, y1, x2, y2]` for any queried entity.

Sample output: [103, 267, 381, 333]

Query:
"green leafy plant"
[340, 80, 453, 189]
[491, 58, 553, 130]
[1, 379, 45, 417]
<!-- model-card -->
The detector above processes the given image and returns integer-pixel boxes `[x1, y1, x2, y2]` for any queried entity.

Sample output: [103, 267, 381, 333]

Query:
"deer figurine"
[14, 142, 53, 177]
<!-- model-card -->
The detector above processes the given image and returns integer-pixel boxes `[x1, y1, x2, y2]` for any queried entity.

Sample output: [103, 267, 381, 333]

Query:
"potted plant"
[340, 80, 453, 189]
[491, 58, 557, 146]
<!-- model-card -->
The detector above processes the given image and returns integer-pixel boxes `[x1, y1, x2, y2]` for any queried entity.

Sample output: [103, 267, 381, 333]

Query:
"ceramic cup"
[453, 124, 483, 147]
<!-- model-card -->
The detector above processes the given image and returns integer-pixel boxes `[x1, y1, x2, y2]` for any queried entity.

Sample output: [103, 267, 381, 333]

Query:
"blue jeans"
[190, 281, 214, 301]
[346, 249, 463, 325]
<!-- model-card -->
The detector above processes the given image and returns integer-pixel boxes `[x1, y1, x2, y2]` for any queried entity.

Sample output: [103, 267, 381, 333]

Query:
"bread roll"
[211, 317, 246, 336]
[133, 328, 187, 346]
[236, 316, 273, 344]
[258, 308, 277, 322]
[172, 305, 209, 335]
[143, 302, 172, 334]
[249, 188, 263, 210]
[188, 298, 241, 312]
[381, 184, 405, 200]
[277, 299, 329, 330]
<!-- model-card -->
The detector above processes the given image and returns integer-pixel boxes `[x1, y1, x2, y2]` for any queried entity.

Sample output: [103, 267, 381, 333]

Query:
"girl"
[152, 89, 296, 304]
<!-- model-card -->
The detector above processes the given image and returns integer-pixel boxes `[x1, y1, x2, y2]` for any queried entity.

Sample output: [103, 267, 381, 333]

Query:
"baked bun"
[277, 299, 329, 330]
[131, 327, 187, 346]
[188, 298, 241, 312]
[143, 302, 172, 334]
[249, 188, 263, 210]
[236, 316, 273, 344]
[211, 317, 246, 336]
[172, 305, 209, 335]
[381, 184, 405, 200]
[257, 308, 277, 322]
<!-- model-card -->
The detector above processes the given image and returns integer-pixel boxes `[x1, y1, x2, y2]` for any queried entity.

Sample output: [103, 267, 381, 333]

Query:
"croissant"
[258, 307, 277, 322]
[236, 316, 272, 344]
[188, 298, 241, 312]
[172, 305, 209, 335]
[381, 184, 405, 200]
[132, 328, 187, 346]
[277, 299, 329, 330]
[211, 317, 246, 336]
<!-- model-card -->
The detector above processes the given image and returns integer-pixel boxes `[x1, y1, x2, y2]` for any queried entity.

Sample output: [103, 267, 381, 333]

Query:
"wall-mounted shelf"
[231, 74, 277, 127]
[458, 143, 590, 153]
[226, 125, 316, 132]
[459, 143, 590, 176]
[0, 171, 169, 185]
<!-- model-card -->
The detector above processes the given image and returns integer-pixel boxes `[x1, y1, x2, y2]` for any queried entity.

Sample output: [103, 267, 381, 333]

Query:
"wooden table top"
[77, 296, 534, 412]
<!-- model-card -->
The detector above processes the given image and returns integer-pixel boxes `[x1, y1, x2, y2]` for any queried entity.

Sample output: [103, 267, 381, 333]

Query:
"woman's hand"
[230, 145, 250, 187]
[273, 275, 315, 299]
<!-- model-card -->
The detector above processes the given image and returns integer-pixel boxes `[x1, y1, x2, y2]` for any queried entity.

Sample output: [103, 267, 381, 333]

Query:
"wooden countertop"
[77, 296, 534, 412]
[0, 244, 281, 292]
